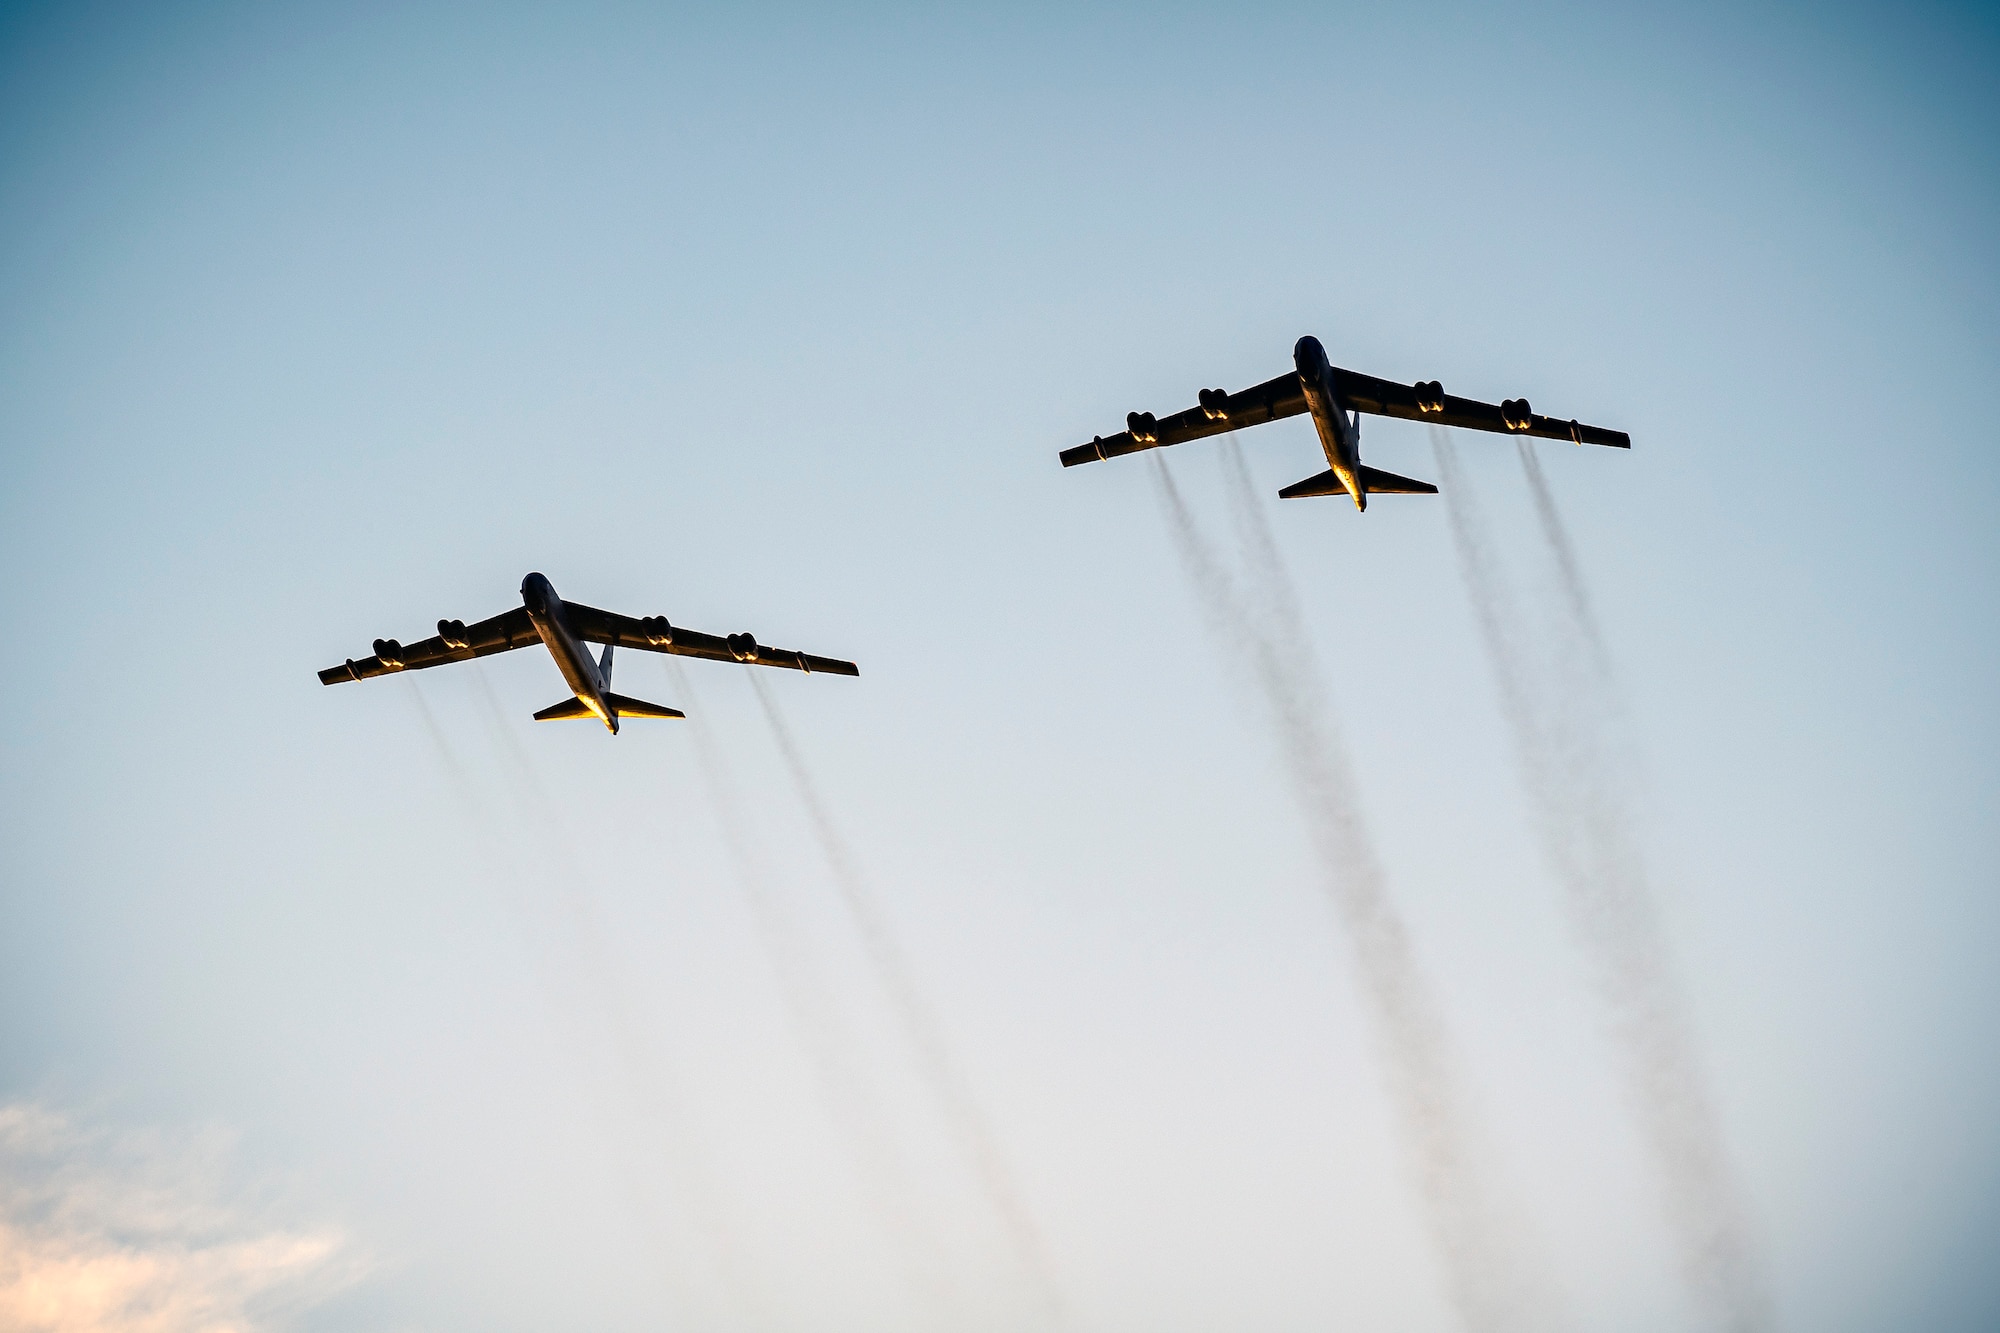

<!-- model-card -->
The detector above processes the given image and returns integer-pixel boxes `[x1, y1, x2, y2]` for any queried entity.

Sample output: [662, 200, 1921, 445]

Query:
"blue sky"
[1, 3, 1996, 1330]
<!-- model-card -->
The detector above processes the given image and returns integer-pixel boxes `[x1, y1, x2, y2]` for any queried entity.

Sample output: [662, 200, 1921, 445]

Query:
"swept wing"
[561, 603, 860, 676]
[1060, 371, 1306, 465]
[318, 605, 538, 684]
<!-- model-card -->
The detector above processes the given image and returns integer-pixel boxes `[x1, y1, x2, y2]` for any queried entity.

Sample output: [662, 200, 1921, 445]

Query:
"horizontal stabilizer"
[1278, 468, 1348, 499]
[604, 692, 685, 720]
[530, 693, 687, 722]
[1358, 465, 1439, 495]
[1278, 464, 1439, 500]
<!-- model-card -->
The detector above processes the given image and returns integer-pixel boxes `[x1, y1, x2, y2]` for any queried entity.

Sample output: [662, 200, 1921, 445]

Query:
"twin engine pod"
[638, 615, 674, 648]
[1126, 411, 1159, 444]
[1198, 388, 1230, 421]
[437, 619, 471, 650]
[372, 638, 406, 668]
[1501, 398, 1536, 431]
[726, 632, 759, 663]
[1413, 380, 1447, 415]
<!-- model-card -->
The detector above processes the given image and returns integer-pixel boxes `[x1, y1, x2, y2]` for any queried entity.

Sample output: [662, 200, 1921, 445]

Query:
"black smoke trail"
[404, 678, 479, 801]
[666, 659, 962, 1321]
[459, 668, 766, 1328]
[1433, 429, 1773, 1333]
[1152, 450, 1561, 1333]
[1515, 440, 1613, 684]
[746, 671, 1064, 1319]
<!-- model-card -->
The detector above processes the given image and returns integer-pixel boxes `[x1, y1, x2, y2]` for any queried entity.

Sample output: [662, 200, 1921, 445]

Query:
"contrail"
[1433, 429, 1773, 1332]
[1215, 441, 1314, 652]
[667, 659, 962, 1321]
[747, 670, 1064, 1319]
[458, 668, 768, 1329]
[1515, 440, 1613, 684]
[405, 678, 479, 800]
[1151, 448, 1559, 1333]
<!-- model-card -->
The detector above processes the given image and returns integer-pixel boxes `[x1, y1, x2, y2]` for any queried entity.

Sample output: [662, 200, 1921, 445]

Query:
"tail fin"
[1278, 464, 1439, 500]
[599, 640, 614, 687]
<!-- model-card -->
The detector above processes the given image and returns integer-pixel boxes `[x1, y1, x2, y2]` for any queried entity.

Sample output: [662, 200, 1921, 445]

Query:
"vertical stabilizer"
[598, 640, 615, 687]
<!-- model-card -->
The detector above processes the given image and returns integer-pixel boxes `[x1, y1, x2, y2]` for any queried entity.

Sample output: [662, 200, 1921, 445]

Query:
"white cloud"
[0, 1103, 360, 1333]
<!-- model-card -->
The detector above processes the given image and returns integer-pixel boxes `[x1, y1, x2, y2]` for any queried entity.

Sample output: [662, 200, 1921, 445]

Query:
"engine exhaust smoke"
[747, 671, 1064, 1319]
[666, 659, 961, 1320]
[1432, 429, 1773, 1333]
[1151, 447, 1560, 1333]
[405, 678, 480, 804]
[455, 668, 764, 1327]
[1515, 440, 1613, 685]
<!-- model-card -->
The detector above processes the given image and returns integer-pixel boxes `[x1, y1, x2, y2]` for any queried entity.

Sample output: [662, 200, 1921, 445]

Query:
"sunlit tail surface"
[1278, 465, 1439, 502]
[532, 692, 685, 723]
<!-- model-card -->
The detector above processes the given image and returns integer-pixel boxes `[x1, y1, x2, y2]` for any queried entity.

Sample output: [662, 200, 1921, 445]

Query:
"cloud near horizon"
[0, 1102, 359, 1333]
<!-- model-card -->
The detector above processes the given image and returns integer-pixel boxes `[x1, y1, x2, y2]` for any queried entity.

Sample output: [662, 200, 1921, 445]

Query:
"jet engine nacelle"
[1198, 388, 1230, 421]
[373, 638, 405, 668]
[438, 619, 470, 650]
[727, 632, 758, 662]
[640, 616, 674, 647]
[1414, 380, 1446, 415]
[1126, 411, 1159, 444]
[1501, 398, 1535, 431]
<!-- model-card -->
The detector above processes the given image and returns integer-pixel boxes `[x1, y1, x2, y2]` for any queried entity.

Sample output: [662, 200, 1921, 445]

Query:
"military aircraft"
[1060, 335, 1630, 510]
[318, 571, 858, 734]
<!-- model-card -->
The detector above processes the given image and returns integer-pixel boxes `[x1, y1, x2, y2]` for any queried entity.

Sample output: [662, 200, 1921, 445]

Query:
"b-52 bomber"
[318, 571, 858, 734]
[1060, 335, 1630, 510]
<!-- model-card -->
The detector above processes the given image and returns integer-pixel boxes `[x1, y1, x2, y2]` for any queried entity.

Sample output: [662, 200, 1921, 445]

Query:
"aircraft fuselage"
[521, 572, 618, 733]
[1294, 335, 1366, 511]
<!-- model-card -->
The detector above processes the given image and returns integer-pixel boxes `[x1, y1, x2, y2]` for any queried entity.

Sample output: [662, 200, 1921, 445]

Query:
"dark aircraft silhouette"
[1060, 335, 1630, 510]
[318, 572, 858, 734]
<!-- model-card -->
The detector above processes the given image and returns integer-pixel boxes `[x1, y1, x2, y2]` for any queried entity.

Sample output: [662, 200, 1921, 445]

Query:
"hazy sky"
[2, 3, 1996, 1331]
